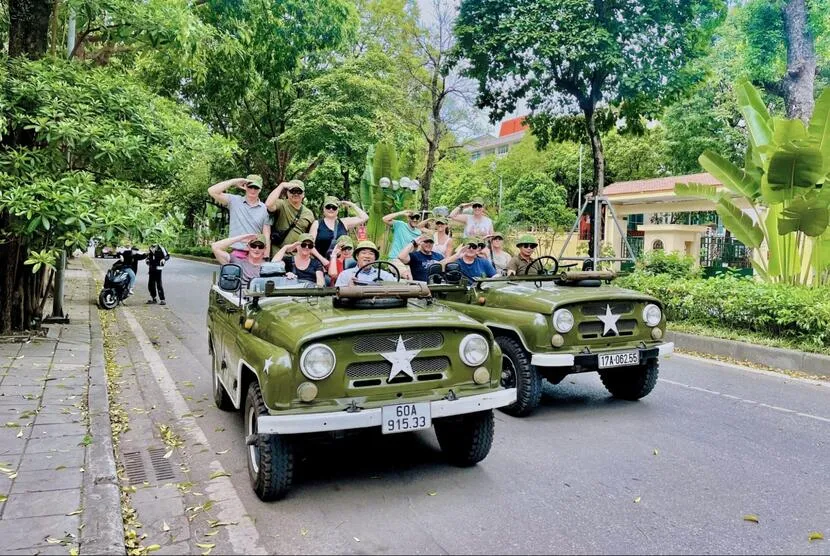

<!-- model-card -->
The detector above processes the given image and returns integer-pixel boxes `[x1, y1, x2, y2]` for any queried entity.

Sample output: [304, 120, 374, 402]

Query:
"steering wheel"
[354, 260, 401, 284]
[524, 256, 559, 276]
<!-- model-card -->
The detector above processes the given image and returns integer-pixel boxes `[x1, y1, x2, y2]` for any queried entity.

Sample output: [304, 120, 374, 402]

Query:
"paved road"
[100, 256, 830, 555]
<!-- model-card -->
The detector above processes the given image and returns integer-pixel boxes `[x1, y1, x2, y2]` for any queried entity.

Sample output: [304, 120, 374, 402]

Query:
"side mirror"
[218, 263, 243, 292]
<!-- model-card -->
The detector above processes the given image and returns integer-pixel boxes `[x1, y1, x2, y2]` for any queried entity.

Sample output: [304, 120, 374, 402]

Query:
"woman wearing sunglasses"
[431, 217, 454, 256]
[309, 195, 368, 257]
[449, 197, 494, 238]
[273, 233, 326, 287]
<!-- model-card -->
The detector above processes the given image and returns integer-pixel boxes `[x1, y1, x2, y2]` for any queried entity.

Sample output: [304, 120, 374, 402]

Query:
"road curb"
[80, 258, 126, 556]
[666, 330, 830, 378]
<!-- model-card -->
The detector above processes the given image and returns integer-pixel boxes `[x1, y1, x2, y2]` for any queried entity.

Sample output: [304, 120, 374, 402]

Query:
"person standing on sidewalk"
[145, 244, 170, 305]
[208, 174, 272, 259]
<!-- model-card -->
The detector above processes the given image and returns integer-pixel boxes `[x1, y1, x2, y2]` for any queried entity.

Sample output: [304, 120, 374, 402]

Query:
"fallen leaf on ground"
[633, 497, 641, 503]
[0, 494, 7, 502]
[0, 466, 12, 473]
[45, 537, 62, 544]
[146, 544, 161, 552]
[300, 528, 308, 536]
[743, 514, 760, 523]
[207, 520, 237, 528]
[209, 471, 231, 480]
[195, 543, 215, 549]
[204, 531, 219, 537]
[16, 430, 23, 438]
[162, 521, 170, 532]
[354, 537, 360, 542]
[163, 449, 173, 459]
[215, 449, 229, 455]
[66, 509, 82, 516]
[653, 449, 659, 456]
[426, 490, 437, 496]
[214, 427, 225, 432]
[809, 532, 824, 541]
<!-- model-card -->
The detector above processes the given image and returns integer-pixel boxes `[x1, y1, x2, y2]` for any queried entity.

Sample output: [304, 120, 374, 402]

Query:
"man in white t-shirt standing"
[208, 174, 271, 259]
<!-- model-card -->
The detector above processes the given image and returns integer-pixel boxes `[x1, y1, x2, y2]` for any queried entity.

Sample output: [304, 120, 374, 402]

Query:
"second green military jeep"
[430, 260, 673, 416]
[207, 262, 515, 501]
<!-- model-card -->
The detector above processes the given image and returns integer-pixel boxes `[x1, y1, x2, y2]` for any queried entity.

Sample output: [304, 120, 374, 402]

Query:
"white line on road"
[122, 309, 267, 555]
[659, 378, 830, 424]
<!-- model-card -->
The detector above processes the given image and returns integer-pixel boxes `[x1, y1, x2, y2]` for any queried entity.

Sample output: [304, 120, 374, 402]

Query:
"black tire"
[245, 381, 293, 501]
[496, 335, 542, 417]
[434, 410, 494, 467]
[211, 347, 234, 411]
[98, 289, 118, 310]
[599, 358, 659, 400]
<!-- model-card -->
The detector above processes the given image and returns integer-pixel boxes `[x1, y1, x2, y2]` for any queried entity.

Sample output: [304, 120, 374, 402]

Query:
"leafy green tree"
[0, 57, 231, 332]
[503, 172, 573, 230]
[453, 0, 726, 193]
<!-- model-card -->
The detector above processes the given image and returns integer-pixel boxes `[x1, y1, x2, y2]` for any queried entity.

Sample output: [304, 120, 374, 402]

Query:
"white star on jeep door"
[596, 304, 621, 336]
[381, 336, 420, 381]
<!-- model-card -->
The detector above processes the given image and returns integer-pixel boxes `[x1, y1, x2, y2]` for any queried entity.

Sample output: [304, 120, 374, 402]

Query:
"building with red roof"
[466, 115, 529, 160]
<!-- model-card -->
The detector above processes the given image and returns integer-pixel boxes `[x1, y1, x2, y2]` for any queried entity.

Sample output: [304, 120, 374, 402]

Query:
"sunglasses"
[246, 184, 261, 190]
[518, 244, 537, 249]
[409, 215, 421, 221]
[472, 204, 483, 209]
[248, 242, 265, 249]
[341, 246, 353, 251]
[324, 204, 338, 211]
[466, 243, 483, 249]
[300, 242, 314, 249]
[288, 188, 304, 195]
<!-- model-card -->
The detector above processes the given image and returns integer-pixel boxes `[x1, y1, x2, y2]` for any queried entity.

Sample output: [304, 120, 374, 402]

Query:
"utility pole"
[46, 8, 76, 325]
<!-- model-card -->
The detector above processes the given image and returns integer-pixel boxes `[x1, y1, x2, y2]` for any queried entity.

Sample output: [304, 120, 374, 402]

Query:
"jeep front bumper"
[531, 341, 674, 368]
[257, 388, 517, 435]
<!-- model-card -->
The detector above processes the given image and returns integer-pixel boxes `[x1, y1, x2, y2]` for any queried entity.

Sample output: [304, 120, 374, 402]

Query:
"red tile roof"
[603, 172, 721, 196]
[498, 115, 528, 137]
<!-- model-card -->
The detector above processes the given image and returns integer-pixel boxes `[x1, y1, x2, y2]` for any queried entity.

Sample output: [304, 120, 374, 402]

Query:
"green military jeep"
[207, 262, 515, 501]
[430, 259, 673, 416]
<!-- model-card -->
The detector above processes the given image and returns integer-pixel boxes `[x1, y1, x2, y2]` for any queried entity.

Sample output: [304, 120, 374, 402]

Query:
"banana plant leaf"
[808, 89, 830, 173]
[773, 118, 808, 145]
[765, 203, 783, 278]
[698, 150, 760, 200]
[766, 145, 825, 192]
[740, 106, 774, 157]
[674, 181, 723, 202]
[715, 197, 764, 248]
[358, 145, 375, 211]
[778, 194, 830, 237]
[736, 78, 773, 123]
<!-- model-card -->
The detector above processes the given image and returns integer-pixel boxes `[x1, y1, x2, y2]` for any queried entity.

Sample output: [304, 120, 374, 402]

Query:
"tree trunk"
[782, 0, 817, 123]
[421, 138, 438, 211]
[342, 166, 350, 199]
[8, 0, 53, 59]
[583, 107, 605, 195]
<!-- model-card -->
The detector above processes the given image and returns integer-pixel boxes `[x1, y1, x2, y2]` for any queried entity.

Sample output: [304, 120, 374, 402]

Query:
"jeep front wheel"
[434, 410, 494, 466]
[245, 381, 294, 501]
[496, 335, 542, 416]
[599, 358, 659, 400]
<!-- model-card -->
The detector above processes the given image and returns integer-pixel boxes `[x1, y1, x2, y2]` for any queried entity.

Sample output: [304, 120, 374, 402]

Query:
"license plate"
[381, 402, 431, 435]
[598, 350, 640, 369]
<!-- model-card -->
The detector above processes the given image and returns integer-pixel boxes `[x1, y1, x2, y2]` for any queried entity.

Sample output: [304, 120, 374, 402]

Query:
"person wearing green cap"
[211, 233, 268, 286]
[431, 216, 454, 256]
[208, 174, 271, 258]
[449, 198, 495, 238]
[265, 179, 315, 256]
[507, 234, 540, 276]
[334, 240, 397, 286]
[272, 232, 326, 287]
[309, 195, 368, 257]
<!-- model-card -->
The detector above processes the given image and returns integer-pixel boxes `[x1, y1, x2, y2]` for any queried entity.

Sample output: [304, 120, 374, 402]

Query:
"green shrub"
[616, 273, 830, 349]
[635, 250, 701, 279]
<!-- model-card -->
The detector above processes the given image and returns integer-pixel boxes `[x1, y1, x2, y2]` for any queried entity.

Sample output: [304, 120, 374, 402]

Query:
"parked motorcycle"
[98, 262, 131, 309]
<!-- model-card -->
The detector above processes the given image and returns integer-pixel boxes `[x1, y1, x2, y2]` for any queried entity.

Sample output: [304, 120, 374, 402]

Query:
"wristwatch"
[411, 240, 418, 248]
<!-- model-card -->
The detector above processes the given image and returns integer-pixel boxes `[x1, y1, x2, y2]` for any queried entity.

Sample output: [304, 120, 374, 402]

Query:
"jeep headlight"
[552, 308, 575, 333]
[642, 304, 662, 327]
[459, 334, 489, 366]
[300, 344, 336, 380]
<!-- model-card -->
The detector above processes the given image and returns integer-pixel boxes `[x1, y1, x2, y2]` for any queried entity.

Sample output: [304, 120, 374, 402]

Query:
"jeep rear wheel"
[245, 381, 294, 501]
[434, 410, 494, 466]
[496, 336, 542, 417]
[211, 346, 234, 411]
[599, 358, 659, 400]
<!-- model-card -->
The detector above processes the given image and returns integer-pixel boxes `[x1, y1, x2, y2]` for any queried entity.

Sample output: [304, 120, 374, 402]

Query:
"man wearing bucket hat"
[507, 234, 541, 276]
[334, 240, 397, 287]
[208, 174, 271, 259]
[265, 179, 315, 256]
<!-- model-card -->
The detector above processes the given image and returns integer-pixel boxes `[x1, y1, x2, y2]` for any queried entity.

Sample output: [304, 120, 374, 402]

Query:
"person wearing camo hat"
[327, 235, 355, 283]
[507, 234, 540, 276]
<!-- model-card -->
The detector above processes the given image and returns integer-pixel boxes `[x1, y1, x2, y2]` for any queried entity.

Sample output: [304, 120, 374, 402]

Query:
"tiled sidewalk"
[0, 259, 123, 555]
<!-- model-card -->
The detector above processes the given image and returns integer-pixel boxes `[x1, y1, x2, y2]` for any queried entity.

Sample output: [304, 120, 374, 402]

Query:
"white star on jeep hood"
[381, 336, 420, 381]
[597, 304, 621, 336]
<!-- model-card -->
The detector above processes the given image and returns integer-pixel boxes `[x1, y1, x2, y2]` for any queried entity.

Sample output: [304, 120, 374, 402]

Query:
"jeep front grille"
[352, 332, 444, 354]
[578, 319, 638, 339]
[345, 356, 450, 380]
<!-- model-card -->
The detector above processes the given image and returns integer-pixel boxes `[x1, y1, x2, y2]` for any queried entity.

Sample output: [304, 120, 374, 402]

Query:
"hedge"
[171, 246, 214, 258]
[616, 273, 830, 350]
